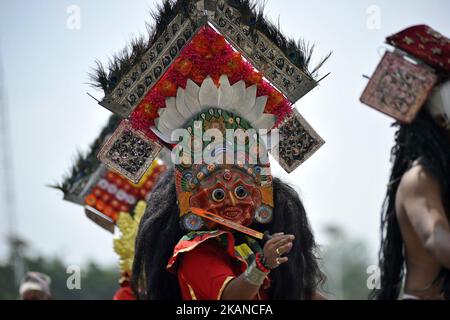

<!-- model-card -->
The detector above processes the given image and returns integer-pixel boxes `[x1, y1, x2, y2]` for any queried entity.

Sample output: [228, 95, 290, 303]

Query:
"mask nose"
[227, 190, 237, 206]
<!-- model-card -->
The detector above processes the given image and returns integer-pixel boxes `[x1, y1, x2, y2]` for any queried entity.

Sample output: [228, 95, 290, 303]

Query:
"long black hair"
[373, 109, 450, 300]
[131, 168, 325, 300]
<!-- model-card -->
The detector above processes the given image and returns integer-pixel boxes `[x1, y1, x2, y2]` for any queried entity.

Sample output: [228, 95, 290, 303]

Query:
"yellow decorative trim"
[187, 283, 198, 300]
[178, 191, 191, 216]
[217, 276, 235, 300]
[113, 201, 147, 274]
[261, 185, 274, 207]
[131, 161, 157, 188]
[166, 231, 227, 269]
[234, 243, 253, 261]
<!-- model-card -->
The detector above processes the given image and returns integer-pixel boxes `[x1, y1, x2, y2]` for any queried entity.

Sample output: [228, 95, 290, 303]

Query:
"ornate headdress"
[56, 115, 168, 232]
[56, 115, 168, 294]
[361, 25, 450, 126]
[92, 0, 327, 234]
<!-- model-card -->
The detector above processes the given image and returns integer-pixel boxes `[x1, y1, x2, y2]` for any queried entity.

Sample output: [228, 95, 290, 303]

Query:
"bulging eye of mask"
[425, 80, 450, 130]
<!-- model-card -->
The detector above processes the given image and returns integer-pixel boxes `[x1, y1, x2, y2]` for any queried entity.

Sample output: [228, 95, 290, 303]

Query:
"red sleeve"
[177, 240, 237, 300]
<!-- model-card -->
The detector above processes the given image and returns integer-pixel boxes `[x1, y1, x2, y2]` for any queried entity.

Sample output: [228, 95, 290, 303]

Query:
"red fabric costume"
[113, 283, 137, 300]
[387, 25, 450, 73]
[87, 0, 327, 301]
[167, 231, 270, 300]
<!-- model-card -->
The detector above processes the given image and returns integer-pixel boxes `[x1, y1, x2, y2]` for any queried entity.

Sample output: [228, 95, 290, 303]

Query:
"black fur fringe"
[51, 115, 121, 194]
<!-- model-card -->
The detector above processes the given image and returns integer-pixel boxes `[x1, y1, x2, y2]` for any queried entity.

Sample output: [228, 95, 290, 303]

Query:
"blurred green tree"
[0, 242, 119, 300]
[321, 225, 374, 300]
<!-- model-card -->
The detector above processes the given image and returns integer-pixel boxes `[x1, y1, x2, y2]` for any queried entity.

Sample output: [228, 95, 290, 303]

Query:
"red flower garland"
[131, 25, 292, 140]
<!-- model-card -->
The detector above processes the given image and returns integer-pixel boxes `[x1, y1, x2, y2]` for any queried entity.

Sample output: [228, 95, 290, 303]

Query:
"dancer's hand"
[262, 233, 295, 269]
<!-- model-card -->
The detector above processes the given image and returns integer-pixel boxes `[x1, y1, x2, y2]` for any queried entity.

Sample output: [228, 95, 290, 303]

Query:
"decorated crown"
[92, 0, 328, 184]
[56, 115, 168, 287]
[386, 25, 450, 75]
[153, 74, 275, 143]
[360, 25, 449, 123]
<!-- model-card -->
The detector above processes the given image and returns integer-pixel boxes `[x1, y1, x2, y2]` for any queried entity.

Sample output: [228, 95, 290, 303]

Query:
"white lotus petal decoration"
[244, 96, 268, 123]
[184, 79, 201, 115]
[154, 118, 174, 139]
[160, 97, 185, 130]
[218, 75, 233, 109]
[153, 74, 276, 142]
[240, 85, 257, 115]
[175, 89, 192, 119]
[229, 80, 246, 114]
[151, 125, 173, 144]
[165, 96, 176, 109]
[252, 114, 277, 130]
[199, 76, 219, 107]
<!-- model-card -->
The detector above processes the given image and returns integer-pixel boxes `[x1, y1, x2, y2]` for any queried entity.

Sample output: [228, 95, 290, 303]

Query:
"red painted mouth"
[221, 207, 243, 219]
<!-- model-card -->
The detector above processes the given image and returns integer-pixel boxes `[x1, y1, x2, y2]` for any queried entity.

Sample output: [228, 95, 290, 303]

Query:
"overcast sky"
[0, 0, 449, 268]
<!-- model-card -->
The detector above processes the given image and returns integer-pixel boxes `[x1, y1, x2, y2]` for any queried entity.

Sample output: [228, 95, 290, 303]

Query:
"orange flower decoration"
[139, 188, 148, 198]
[111, 199, 120, 210]
[110, 212, 119, 222]
[96, 200, 106, 212]
[246, 71, 263, 86]
[142, 102, 158, 119]
[106, 172, 116, 182]
[145, 180, 154, 190]
[85, 194, 97, 207]
[265, 90, 284, 113]
[158, 79, 177, 97]
[222, 52, 244, 76]
[193, 34, 213, 58]
[174, 58, 193, 76]
[211, 36, 227, 55]
[115, 177, 124, 188]
[104, 205, 116, 218]
[92, 187, 103, 197]
[190, 67, 206, 84]
[101, 193, 111, 203]
[119, 204, 130, 213]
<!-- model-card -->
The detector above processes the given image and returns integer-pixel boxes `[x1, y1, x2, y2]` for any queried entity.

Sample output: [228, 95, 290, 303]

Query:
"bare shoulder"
[313, 291, 328, 300]
[398, 164, 442, 199]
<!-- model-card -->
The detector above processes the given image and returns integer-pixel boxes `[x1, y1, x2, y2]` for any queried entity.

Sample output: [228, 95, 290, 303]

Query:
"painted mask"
[95, 24, 325, 232]
[189, 168, 262, 227]
[173, 100, 275, 232]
